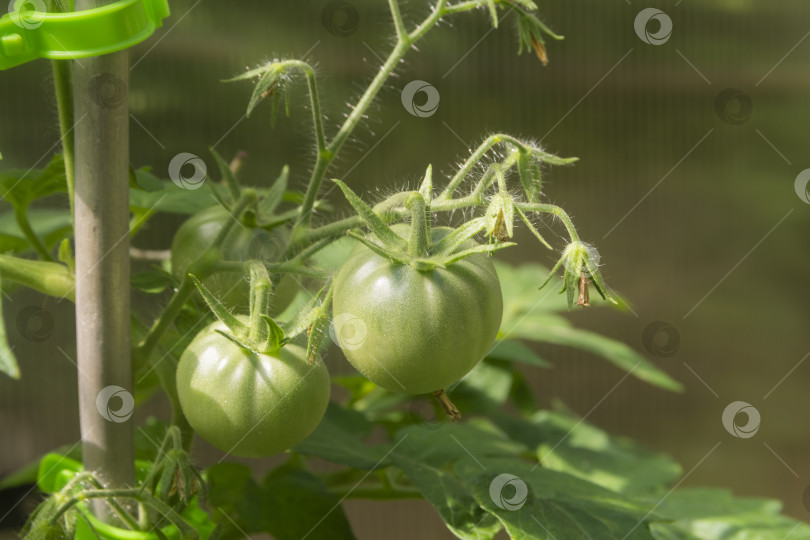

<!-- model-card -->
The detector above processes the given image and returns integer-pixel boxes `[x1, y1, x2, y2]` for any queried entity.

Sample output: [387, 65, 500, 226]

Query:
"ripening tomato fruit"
[176, 316, 330, 457]
[332, 224, 502, 394]
[170, 205, 297, 313]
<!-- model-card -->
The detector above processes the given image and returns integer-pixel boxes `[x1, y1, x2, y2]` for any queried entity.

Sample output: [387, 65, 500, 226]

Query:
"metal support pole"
[73, 0, 134, 520]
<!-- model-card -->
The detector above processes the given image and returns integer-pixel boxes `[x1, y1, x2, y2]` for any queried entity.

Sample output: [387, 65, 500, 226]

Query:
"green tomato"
[176, 316, 330, 458]
[332, 224, 502, 394]
[171, 205, 297, 313]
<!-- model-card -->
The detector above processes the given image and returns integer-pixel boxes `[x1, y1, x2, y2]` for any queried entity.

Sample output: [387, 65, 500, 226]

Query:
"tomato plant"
[1, 1, 808, 539]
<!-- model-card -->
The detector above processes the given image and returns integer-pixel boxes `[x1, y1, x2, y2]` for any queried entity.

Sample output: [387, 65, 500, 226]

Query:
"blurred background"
[1, 0, 809, 537]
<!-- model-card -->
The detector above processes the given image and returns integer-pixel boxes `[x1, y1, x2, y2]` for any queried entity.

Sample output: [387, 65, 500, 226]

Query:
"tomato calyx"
[189, 261, 288, 356]
[333, 175, 516, 272]
[539, 240, 616, 309]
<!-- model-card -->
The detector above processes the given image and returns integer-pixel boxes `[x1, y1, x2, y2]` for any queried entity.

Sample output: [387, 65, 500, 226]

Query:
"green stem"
[406, 193, 429, 257]
[515, 202, 581, 242]
[248, 264, 272, 341]
[439, 133, 528, 199]
[388, 0, 408, 40]
[47, 0, 76, 221]
[15, 207, 53, 261]
[296, 0, 485, 230]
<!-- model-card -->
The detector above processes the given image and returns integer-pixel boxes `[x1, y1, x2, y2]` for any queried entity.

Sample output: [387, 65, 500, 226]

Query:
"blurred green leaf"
[0, 154, 67, 211]
[294, 402, 386, 470]
[649, 488, 810, 540]
[130, 169, 218, 215]
[0, 277, 19, 379]
[486, 339, 551, 368]
[131, 267, 176, 295]
[449, 360, 513, 414]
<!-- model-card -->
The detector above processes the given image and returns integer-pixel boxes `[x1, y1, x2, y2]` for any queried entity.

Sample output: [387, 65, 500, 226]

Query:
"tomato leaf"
[294, 402, 387, 470]
[391, 453, 502, 540]
[209, 147, 241, 203]
[486, 340, 551, 368]
[260, 462, 356, 540]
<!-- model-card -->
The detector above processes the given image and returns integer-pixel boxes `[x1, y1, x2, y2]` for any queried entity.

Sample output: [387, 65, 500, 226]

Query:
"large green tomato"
[176, 316, 330, 458]
[332, 224, 502, 394]
[171, 205, 297, 313]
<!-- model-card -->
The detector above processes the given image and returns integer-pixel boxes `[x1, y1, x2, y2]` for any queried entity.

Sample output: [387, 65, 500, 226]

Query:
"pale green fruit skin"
[332, 224, 503, 394]
[176, 316, 330, 458]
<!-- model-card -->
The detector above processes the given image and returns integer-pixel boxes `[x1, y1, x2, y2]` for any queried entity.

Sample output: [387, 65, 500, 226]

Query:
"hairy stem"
[515, 202, 581, 243]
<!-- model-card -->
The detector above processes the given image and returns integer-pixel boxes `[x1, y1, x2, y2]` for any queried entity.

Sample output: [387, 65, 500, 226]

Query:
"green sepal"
[533, 149, 578, 166]
[347, 232, 410, 265]
[334, 180, 408, 252]
[515, 207, 552, 249]
[283, 284, 331, 340]
[187, 274, 248, 338]
[436, 242, 516, 266]
[485, 0, 498, 27]
[224, 62, 285, 118]
[209, 147, 241, 203]
[517, 150, 537, 202]
[214, 329, 263, 358]
[207, 181, 232, 212]
[484, 192, 514, 240]
[57, 238, 75, 273]
[260, 315, 287, 354]
[433, 217, 487, 256]
[418, 164, 433, 202]
[257, 165, 289, 220]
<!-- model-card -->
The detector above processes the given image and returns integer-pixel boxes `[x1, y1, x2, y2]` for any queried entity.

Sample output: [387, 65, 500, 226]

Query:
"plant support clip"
[0, 0, 170, 70]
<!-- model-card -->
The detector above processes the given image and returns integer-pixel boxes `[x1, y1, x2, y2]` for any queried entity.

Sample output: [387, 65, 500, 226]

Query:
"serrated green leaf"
[391, 453, 502, 540]
[260, 463, 356, 540]
[393, 419, 529, 467]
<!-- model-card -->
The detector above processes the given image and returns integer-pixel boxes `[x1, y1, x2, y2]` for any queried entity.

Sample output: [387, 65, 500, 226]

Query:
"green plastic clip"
[0, 0, 170, 70]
